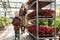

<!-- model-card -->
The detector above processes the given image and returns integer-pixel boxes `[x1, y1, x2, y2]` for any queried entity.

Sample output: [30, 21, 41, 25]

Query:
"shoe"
[21, 32, 23, 34]
[14, 38, 16, 40]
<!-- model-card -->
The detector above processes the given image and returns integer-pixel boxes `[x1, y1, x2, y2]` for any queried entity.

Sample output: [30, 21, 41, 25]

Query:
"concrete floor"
[0, 24, 34, 40]
[0, 24, 59, 40]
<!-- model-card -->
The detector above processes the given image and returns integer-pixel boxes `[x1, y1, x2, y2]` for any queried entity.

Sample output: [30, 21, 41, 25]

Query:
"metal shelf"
[28, 32, 56, 39]
[28, 16, 53, 20]
[28, 1, 36, 9]
[28, 18, 53, 20]
[39, 37, 56, 39]
[29, 32, 37, 39]
[28, 0, 53, 9]
[27, 0, 56, 40]
[38, 0, 55, 2]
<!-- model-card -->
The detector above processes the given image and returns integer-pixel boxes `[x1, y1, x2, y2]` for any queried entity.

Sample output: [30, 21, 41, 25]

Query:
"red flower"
[27, 24, 55, 36]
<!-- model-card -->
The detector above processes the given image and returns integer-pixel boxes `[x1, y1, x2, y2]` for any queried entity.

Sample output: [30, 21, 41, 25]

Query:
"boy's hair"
[14, 11, 19, 17]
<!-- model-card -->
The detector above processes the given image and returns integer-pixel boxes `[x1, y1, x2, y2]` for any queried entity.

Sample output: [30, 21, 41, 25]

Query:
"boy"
[12, 11, 21, 40]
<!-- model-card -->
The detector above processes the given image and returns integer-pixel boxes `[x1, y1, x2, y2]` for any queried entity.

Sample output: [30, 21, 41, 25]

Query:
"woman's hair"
[21, 3, 26, 8]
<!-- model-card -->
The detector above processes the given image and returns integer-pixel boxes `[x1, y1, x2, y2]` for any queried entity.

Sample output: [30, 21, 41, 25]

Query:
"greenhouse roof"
[0, 0, 60, 17]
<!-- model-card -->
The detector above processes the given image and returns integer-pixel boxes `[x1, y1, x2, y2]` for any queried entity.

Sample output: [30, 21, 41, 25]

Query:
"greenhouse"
[0, 0, 60, 40]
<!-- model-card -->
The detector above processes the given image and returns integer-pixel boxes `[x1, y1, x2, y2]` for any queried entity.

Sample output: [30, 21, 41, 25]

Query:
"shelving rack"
[27, 0, 56, 40]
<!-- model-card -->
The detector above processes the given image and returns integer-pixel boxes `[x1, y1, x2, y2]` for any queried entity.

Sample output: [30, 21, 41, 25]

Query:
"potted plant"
[56, 16, 60, 39]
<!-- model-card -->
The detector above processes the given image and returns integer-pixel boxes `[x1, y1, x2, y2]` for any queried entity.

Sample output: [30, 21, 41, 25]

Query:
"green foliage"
[56, 16, 60, 30]
[57, 6, 60, 13]
[57, 6, 60, 16]
[0, 17, 11, 26]
[38, 19, 53, 26]
[48, 19, 53, 26]
[38, 19, 48, 25]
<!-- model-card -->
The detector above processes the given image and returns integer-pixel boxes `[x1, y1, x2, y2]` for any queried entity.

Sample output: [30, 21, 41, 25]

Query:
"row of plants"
[56, 6, 60, 39]
[28, 9, 54, 18]
[27, 24, 55, 37]
[56, 16, 60, 32]
[27, 14, 60, 36]
[0, 17, 11, 31]
[28, 19, 54, 26]
[27, 19, 56, 37]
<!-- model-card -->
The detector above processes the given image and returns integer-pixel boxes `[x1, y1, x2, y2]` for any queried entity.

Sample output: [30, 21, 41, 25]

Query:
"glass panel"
[0, 11, 4, 13]
[0, 12, 5, 17]
[7, 8, 11, 11]
[11, 8, 19, 12]
[0, 2, 2, 5]
[2, 0, 7, 2]
[56, 0, 60, 2]
[10, 3, 21, 8]
[10, 3, 17, 7]
[0, 8, 4, 11]
[9, 0, 28, 2]
[16, 3, 21, 7]
[0, 5, 1, 7]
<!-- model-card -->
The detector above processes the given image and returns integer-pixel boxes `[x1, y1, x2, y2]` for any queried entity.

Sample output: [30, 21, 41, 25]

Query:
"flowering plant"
[27, 24, 56, 36]
[28, 9, 54, 18]
[44, 9, 54, 16]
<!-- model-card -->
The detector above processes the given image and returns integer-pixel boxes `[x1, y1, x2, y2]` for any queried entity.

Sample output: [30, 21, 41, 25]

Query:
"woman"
[19, 3, 28, 34]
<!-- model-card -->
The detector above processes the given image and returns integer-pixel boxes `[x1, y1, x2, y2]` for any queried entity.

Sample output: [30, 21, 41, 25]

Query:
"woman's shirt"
[19, 8, 27, 16]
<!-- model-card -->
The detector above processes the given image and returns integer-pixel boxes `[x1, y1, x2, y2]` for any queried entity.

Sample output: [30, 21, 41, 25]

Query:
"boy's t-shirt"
[12, 17, 21, 26]
[13, 17, 20, 20]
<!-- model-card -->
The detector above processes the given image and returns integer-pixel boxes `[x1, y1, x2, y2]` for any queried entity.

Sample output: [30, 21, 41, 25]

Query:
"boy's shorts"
[14, 26, 20, 36]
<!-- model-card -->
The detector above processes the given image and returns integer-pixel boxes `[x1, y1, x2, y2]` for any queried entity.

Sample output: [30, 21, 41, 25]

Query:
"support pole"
[54, 0, 56, 40]
[36, 0, 39, 40]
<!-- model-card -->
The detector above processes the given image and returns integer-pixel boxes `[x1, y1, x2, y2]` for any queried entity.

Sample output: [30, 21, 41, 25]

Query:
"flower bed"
[28, 9, 54, 18]
[27, 24, 55, 37]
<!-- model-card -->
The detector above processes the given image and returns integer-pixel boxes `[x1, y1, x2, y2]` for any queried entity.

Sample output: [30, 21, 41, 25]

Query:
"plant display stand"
[27, 0, 56, 40]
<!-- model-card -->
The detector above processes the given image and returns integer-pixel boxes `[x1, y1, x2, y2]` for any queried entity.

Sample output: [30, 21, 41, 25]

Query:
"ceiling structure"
[0, 0, 28, 17]
[0, 0, 59, 17]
